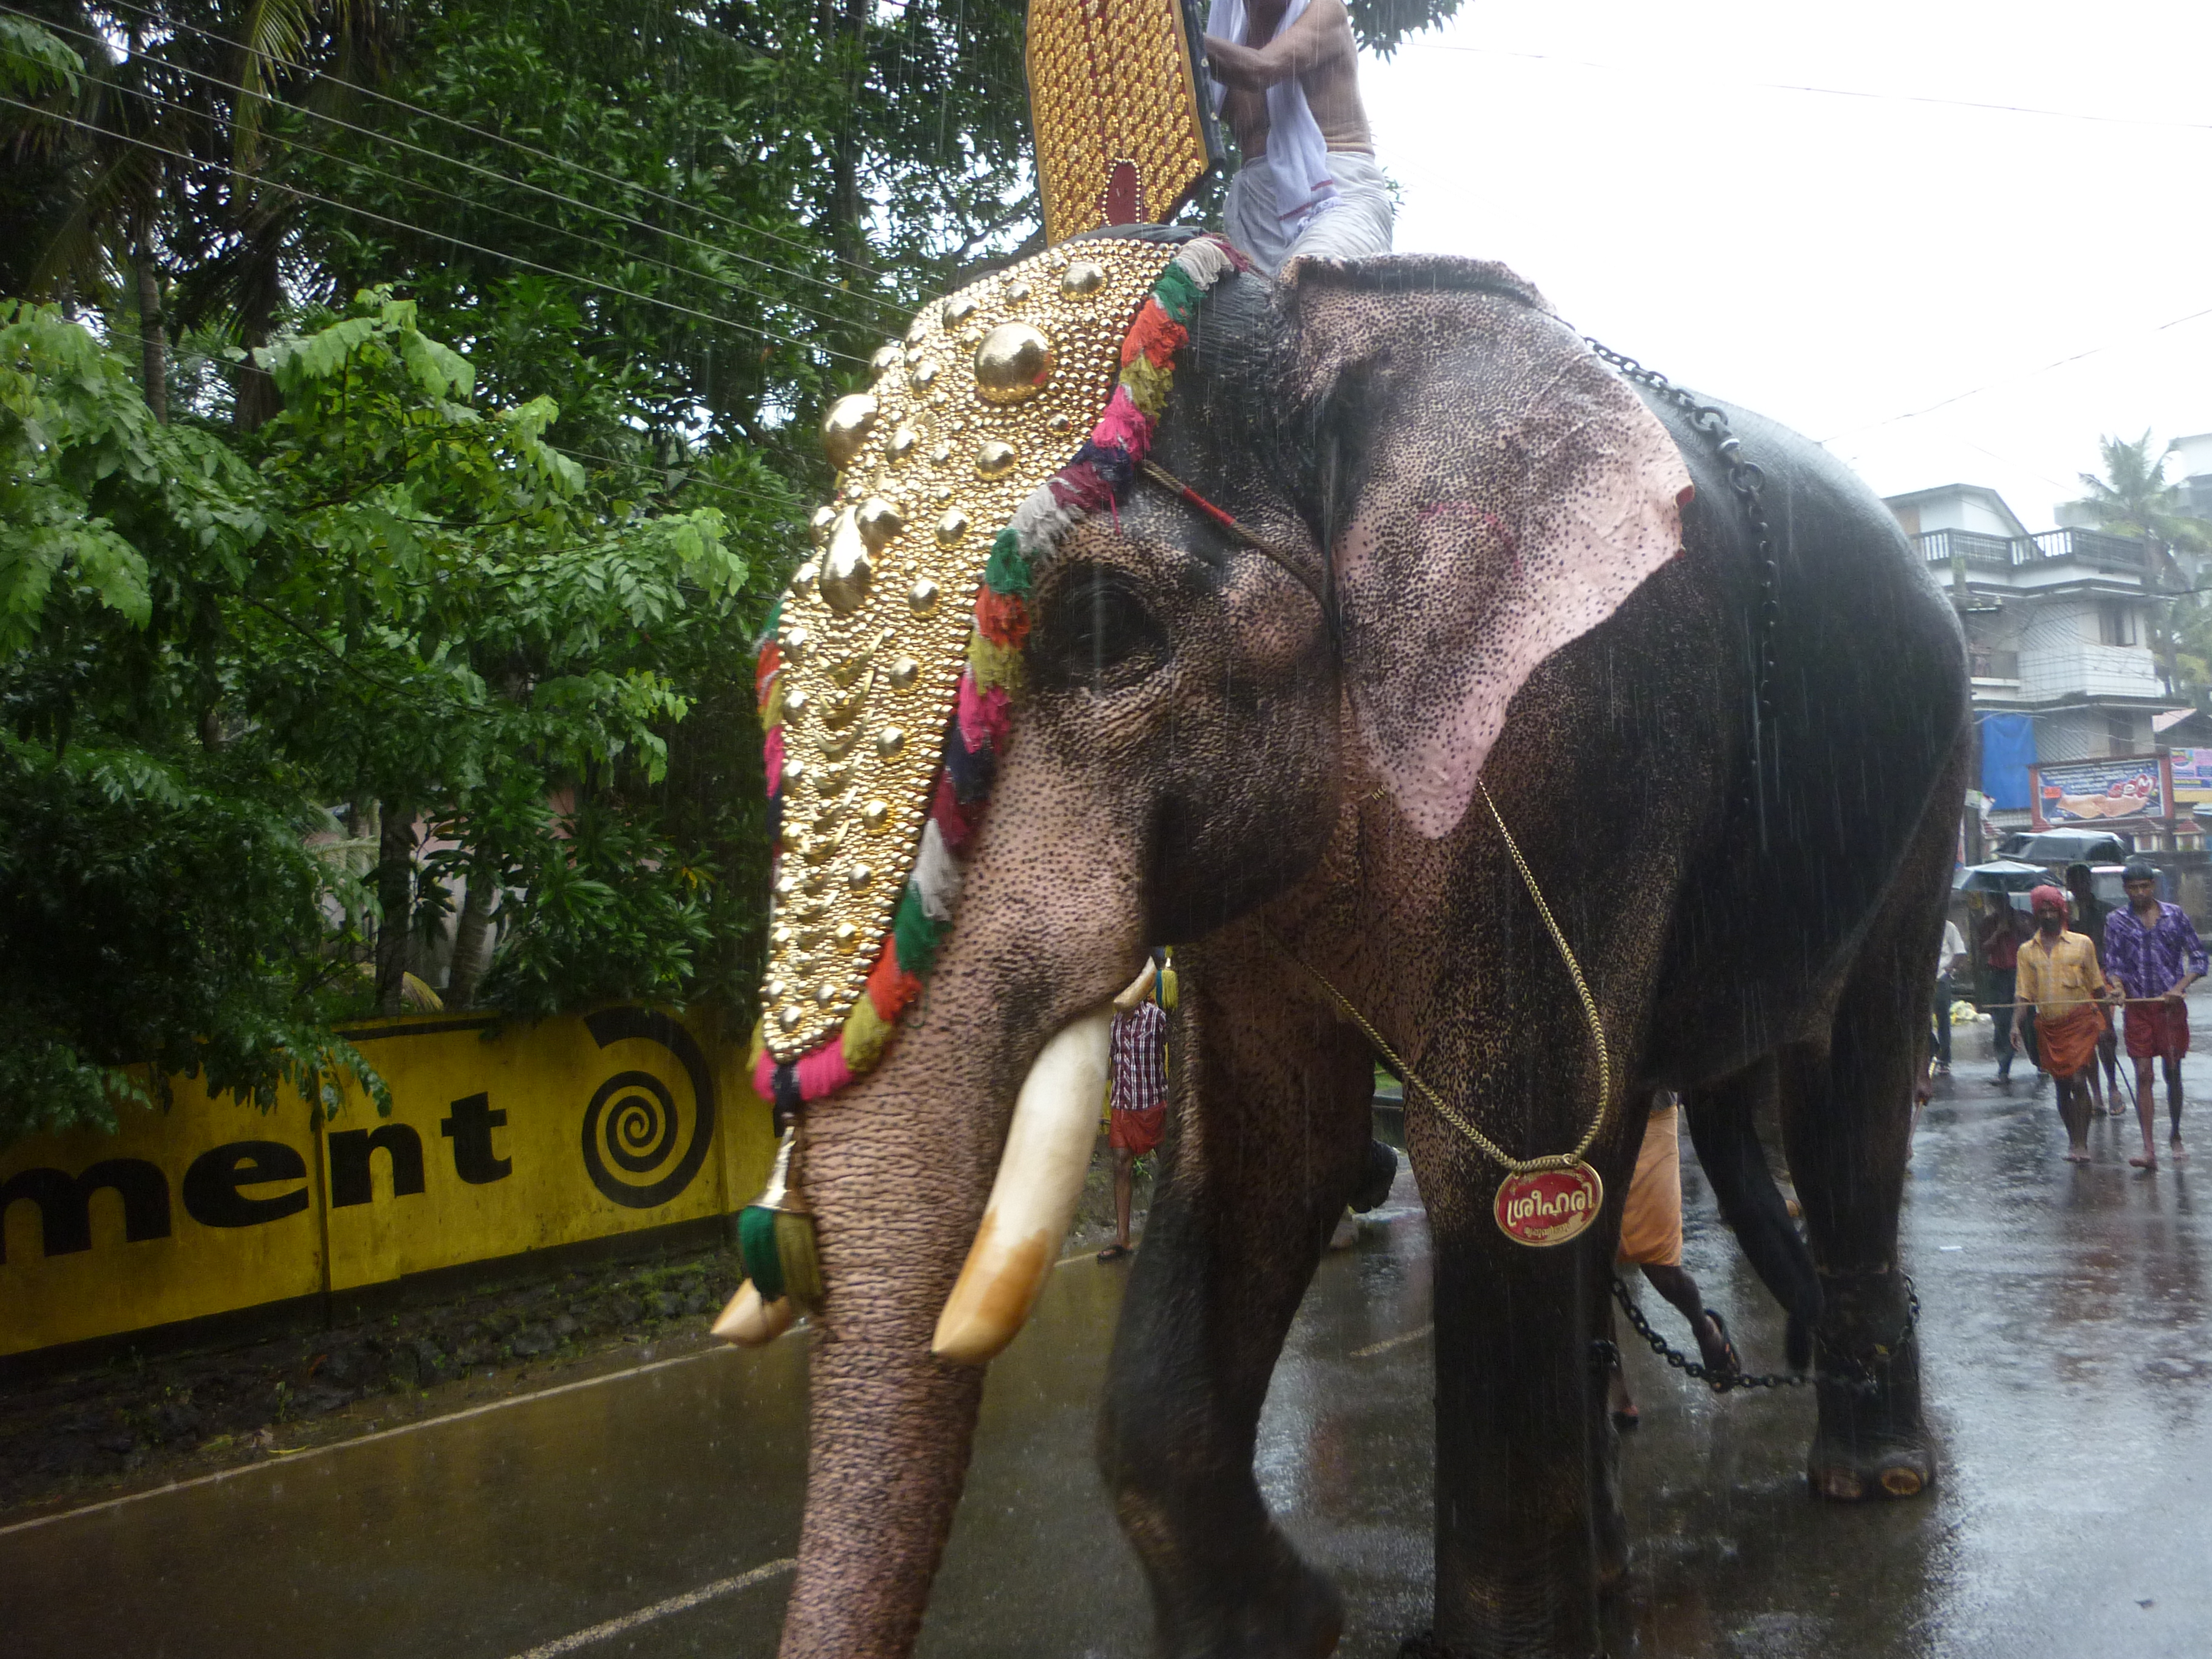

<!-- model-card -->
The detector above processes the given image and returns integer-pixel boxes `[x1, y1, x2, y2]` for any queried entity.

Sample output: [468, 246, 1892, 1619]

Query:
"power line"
[0, 91, 870, 365]
[1418, 41, 2212, 132]
[87, 0, 956, 289]
[1, 8, 893, 347]
[1820, 303, 2212, 446]
[5, 2, 919, 336]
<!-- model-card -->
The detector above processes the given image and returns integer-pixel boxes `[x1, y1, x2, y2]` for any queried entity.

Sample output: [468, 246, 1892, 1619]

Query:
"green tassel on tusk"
[735, 1126, 821, 1312]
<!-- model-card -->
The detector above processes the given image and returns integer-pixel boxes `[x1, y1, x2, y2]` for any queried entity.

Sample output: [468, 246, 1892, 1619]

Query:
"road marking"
[0, 1344, 736, 1540]
[1350, 1323, 1432, 1358]
[505, 1558, 797, 1657]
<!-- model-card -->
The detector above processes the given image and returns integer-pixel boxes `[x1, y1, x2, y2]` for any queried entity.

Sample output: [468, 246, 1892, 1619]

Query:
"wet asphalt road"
[4, 1022, 2210, 1658]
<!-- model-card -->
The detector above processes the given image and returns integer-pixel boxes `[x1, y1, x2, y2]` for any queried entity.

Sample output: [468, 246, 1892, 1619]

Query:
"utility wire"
[4, 2, 919, 335]
[2, 15, 874, 344]
[0, 92, 870, 366]
[1820, 303, 2212, 445]
[1418, 41, 2212, 132]
[87, 0, 953, 287]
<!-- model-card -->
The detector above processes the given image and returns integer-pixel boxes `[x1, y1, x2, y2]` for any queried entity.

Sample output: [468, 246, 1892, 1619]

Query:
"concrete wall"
[0, 1007, 774, 1358]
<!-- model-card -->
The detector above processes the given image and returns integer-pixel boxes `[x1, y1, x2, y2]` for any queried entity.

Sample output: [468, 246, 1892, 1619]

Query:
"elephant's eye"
[1039, 567, 1166, 693]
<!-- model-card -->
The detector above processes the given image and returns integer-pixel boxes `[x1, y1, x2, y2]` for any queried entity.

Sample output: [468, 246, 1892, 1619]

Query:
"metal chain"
[1606, 1274, 1919, 1398]
[1585, 340, 1780, 825]
[1267, 780, 1610, 1177]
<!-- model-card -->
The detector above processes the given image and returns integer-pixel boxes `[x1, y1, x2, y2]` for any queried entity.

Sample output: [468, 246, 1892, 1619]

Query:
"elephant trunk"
[774, 1028, 997, 1658]
[771, 829, 1144, 1655]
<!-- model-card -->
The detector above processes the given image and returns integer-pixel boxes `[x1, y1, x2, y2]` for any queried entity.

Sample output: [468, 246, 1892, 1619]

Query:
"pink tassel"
[794, 1037, 853, 1101]
[762, 725, 785, 796]
[956, 674, 1012, 754]
[752, 1048, 777, 1101]
[1090, 387, 1152, 458]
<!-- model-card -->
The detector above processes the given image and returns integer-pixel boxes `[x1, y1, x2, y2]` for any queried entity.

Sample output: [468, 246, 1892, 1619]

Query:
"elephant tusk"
[933, 1006, 1115, 1365]
[712, 1279, 796, 1346]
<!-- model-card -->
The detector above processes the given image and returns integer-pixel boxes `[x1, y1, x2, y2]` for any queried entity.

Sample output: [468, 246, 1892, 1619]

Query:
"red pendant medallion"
[1493, 1164, 1604, 1248]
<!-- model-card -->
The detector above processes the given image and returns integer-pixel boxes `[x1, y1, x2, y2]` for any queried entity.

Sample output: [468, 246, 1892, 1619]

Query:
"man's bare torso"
[1204, 0, 1372, 158]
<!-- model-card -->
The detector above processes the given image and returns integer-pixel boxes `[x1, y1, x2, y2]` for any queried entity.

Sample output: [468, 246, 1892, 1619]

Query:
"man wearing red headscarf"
[2014, 883, 2111, 1162]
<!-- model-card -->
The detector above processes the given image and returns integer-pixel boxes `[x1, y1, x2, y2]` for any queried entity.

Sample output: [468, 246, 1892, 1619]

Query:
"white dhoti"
[1222, 149, 1394, 276]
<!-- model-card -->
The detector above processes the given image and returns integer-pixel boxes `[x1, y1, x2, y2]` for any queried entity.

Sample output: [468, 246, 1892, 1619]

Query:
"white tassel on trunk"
[932, 1007, 1114, 1364]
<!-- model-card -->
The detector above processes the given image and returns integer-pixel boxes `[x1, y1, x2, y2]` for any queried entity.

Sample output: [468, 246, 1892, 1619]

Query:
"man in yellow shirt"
[2013, 883, 2111, 1163]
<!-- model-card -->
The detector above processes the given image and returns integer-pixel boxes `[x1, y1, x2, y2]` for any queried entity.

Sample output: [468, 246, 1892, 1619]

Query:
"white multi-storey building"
[1885, 483, 2181, 843]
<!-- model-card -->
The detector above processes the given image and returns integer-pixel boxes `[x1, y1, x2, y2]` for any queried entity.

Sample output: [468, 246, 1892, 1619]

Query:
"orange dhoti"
[1617, 1104, 1684, 1268]
[2036, 1003, 2106, 1080]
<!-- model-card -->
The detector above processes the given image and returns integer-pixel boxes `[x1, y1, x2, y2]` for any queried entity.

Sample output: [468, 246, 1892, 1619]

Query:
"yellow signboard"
[0, 1007, 773, 1358]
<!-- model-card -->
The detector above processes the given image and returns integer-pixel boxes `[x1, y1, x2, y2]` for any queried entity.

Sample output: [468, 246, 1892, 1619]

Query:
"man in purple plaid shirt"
[1099, 954, 1170, 1262]
[2101, 862, 2207, 1170]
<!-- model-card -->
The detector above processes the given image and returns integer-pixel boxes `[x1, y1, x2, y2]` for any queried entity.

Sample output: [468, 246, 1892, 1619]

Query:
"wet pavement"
[4, 1017, 2209, 1658]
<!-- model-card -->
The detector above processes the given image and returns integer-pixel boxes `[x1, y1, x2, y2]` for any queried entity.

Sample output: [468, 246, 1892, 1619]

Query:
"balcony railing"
[1915, 527, 2150, 571]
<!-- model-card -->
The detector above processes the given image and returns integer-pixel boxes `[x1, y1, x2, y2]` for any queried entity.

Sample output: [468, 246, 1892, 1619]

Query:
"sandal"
[1096, 1244, 1131, 1262]
[1697, 1309, 1741, 1383]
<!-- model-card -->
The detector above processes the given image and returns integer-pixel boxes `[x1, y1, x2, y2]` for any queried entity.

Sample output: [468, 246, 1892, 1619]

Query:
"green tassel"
[774, 1211, 823, 1309]
[739, 1205, 785, 1302]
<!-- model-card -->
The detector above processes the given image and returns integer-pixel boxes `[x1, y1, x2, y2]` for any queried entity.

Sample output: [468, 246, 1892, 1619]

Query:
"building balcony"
[2016, 642, 2165, 702]
[1917, 526, 2150, 575]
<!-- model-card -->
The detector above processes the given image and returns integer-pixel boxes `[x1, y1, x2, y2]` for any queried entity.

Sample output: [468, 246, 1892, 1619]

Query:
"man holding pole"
[2102, 862, 2205, 1171]
[2014, 883, 2110, 1164]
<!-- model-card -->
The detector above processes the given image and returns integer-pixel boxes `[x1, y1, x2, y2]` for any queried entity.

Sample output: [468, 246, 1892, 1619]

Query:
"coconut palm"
[2070, 432, 2212, 695]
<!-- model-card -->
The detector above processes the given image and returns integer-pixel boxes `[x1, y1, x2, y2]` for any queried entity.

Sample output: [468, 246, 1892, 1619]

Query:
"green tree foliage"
[0, 293, 790, 1141]
[2068, 432, 2212, 695]
[1, 0, 1475, 1143]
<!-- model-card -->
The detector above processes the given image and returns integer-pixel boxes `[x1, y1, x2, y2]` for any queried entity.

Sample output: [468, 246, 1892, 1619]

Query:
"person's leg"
[2134, 1056, 2161, 1167]
[2057, 1071, 2092, 1160]
[1931, 980, 1952, 1072]
[1641, 1262, 1737, 1376]
[1990, 966, 2016, 1079]
[1113, 1145, 1134, 1247]
[2165, 1053, 2186, 1158]
[2023, 1007, 2046, 1091]
[2102, 1024, 2125, 1113]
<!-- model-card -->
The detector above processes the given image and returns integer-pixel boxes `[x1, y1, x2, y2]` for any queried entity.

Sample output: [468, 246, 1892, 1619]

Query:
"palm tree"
[0, 2, 396, 425]
[2068, 432, 2212, 696]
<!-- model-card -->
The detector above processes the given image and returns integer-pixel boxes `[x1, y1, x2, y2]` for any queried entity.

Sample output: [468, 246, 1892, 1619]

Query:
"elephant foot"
[1155, 1532, 1343, 1659]
[1806, 1269, 1935, 1503]
[1806, 1429, 1936, 1501]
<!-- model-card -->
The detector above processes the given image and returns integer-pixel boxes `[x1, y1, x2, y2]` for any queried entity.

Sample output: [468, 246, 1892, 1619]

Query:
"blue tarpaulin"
[1980, 714, 2036, 809]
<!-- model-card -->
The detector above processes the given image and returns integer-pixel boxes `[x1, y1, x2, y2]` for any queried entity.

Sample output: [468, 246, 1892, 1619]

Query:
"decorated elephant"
[731, 225, 1968, 1658]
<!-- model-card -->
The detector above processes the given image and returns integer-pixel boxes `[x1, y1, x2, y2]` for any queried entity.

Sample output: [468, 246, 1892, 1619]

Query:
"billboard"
[2029, 754, 2170, 830]
[0, 1007, 773, 1357]
[2171, 746, 2212, 808]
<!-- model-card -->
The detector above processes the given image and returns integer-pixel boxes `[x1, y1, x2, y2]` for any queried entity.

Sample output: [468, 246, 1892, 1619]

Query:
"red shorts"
[1108, 1106, 1165, 1155]
[2125, 999, 2190, 1062]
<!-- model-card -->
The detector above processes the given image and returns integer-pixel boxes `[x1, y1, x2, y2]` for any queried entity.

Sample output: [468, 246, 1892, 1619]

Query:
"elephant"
[752, 226, 1968, 1659]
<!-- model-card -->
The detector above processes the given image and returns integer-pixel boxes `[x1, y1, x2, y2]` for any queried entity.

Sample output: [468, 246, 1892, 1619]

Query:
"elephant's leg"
[1098, 936, 1376, 1659]
[1418, 1150, 1621, 1659]
[1778, 751, 1962, 1502]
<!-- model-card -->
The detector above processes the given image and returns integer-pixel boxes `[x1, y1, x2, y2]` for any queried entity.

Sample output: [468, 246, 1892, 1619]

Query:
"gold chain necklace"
[1272, 781, 1614, 1247]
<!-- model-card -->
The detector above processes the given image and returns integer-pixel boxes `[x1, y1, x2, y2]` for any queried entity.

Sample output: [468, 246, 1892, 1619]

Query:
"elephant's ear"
[1282, 255, 1692, 839]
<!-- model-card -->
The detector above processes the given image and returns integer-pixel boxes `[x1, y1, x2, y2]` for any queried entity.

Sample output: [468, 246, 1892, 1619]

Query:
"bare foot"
[2171, 1139, 2188, 1164]
[2130, 1153, 2157, 1171]
[2067, 1147, 2093, 1164]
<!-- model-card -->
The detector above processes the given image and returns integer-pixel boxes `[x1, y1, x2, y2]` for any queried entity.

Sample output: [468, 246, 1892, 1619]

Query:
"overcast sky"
[1358, 1, 2212, 528]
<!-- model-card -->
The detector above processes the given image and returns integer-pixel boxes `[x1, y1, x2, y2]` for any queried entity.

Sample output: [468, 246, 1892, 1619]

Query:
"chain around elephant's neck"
[1271, 782, 1614, 1245]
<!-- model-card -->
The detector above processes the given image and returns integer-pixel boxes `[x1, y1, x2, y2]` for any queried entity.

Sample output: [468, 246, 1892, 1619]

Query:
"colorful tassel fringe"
[753, 234, 1251, 1111]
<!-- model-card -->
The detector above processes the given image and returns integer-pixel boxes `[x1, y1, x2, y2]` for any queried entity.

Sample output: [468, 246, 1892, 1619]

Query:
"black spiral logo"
[580, 1009, 717, 1208]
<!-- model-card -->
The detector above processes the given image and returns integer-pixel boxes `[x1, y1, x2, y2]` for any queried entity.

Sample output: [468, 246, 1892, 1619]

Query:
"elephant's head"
[737, 229, 1687, 1657]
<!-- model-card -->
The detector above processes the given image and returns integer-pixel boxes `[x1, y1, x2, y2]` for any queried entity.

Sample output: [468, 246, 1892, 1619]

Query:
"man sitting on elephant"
[1204, 0, 1393, 274]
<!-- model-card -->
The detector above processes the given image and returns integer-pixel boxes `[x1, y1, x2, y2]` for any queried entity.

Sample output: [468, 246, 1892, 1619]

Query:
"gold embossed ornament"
[751, 232, 1253, 1107]
[1026, 0, 1223, 242]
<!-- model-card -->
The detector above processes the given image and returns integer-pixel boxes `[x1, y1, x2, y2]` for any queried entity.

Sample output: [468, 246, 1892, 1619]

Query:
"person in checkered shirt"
[1098, 953, 1172, 1262]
